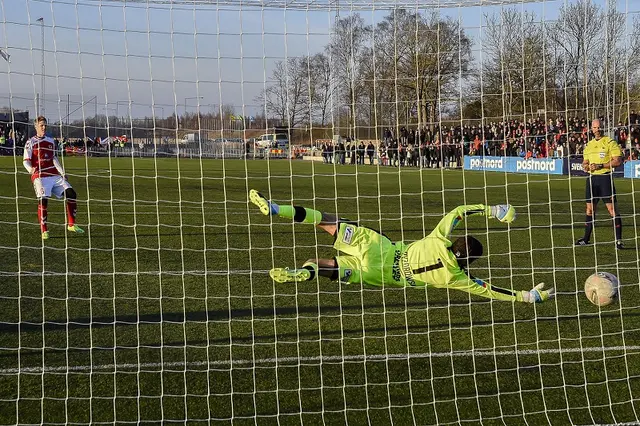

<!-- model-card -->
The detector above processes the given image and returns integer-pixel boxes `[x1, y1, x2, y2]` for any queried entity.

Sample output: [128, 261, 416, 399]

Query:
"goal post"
[0, 0, 639, 424]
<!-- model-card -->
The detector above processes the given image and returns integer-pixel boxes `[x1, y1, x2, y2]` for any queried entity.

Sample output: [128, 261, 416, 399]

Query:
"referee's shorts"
[586, 173, 616, 203]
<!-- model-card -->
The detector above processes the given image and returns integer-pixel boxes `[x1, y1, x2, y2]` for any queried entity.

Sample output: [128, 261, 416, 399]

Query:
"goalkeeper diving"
[250, 190, 554, 304]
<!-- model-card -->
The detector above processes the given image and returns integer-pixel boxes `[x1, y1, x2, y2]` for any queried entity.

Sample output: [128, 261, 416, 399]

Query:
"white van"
[181, 133, 204, 143]
[254, 134, 277, 148]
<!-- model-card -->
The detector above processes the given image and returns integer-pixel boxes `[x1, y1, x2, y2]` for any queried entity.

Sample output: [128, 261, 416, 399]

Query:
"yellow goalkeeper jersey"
[394, 204, 524, 302]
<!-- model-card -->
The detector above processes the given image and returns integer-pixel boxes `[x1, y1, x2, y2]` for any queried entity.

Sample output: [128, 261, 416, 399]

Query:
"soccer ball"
[584, 272, 619, 307]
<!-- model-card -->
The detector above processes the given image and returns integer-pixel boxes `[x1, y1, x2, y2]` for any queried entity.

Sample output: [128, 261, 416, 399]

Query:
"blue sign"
[624, 160, 640, 178]
[463, 156, 564, 175]
[463, 156, 506, 172]
[464, 156, 636, 178]
[566, 157, 624, 176]
[566, 158, 588, 176]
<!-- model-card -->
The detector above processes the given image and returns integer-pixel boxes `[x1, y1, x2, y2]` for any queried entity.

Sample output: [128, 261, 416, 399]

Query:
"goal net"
[1, 0, 639, 424]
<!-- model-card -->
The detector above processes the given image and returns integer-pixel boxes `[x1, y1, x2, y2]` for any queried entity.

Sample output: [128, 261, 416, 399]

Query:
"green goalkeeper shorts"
[333, 223, 403, 286]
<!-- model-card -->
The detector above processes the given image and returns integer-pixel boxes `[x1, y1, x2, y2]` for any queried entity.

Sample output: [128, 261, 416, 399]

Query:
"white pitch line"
[2, 345, 639, 375]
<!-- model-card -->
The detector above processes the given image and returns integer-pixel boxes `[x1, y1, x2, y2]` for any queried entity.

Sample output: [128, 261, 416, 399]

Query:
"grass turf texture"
[0, 156, 639, 425]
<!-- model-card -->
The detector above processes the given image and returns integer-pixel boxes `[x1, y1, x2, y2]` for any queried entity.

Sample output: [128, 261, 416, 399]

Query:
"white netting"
[1, 0, 639, 424]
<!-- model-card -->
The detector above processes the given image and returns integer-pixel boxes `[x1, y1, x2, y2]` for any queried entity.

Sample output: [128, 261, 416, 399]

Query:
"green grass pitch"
[0, 156, 639, 425]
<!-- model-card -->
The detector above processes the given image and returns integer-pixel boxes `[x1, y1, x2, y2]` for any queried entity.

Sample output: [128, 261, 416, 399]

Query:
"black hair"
[451, 236, 483, 269]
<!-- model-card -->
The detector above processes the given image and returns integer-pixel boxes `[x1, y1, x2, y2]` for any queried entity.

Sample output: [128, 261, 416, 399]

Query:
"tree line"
[257, 0, 640, 139]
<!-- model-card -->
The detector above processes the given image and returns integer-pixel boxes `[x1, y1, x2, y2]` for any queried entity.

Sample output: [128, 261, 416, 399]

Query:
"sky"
[1, 0, 639, 122]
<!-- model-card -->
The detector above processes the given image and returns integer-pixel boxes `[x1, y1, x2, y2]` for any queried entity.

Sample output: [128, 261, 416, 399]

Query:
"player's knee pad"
[65, 188, 77, 200]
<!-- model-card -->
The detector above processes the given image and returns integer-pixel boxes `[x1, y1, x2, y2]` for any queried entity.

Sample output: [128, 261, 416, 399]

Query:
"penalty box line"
[2, 345, 639, 375]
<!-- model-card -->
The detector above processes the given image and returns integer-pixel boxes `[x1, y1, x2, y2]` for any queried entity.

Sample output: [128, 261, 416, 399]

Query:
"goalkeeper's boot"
[616, 240, 625, 250]
[67, 224, 85, 234]
[575, 237, 590, 246]
[269, 267, 311, 283]
[41, 231, 49, 240]
[249, 189, 278, 216]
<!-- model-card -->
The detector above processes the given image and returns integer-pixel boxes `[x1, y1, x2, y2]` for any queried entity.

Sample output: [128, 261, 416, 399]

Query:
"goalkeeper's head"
[451, 236, 483, 269]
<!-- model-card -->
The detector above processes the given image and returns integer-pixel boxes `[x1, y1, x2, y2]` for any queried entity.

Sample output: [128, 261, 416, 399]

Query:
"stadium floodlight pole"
[102, 107, 116, 131]
[184, 96, 203, 115]
[116, 100, 131, 137]
[115, 100, 126, 120]
[37, 17, 44, 117]
[94, 97, 97, 139]
[183, 96, 203, 131]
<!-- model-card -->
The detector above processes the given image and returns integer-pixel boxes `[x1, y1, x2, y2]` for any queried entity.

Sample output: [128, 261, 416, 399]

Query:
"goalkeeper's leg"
[250, 189, 339, 235]
[269, 259, 338, 283]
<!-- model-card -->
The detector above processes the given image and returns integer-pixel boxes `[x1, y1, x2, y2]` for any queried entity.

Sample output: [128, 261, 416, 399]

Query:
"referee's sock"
[614, 216, 622, 241]
[583, 215, 594, 242]
[277, 205, 323, 225]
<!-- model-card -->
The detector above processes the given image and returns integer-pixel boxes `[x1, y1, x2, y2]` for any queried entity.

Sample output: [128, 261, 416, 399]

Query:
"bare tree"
[368, 9, 471, 128]
[600, 1, 629, 125]
[547, 0, 638, 125]
[253, 3, 640, 135]
[368, 9, 415, 132]
[308, 52, 333, 127]
[411, 13, 471, 125]
[625, 15, 640, 116]
[471, 8, 552, 120]
[256, 57, 309, 128]
[327, 14, 372, 135]
[550, 0, 604, 115]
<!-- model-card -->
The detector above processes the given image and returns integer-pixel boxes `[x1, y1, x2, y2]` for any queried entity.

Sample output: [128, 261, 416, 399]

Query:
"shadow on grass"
[0, 299, 449, 334]
[0, 307, 631, 351]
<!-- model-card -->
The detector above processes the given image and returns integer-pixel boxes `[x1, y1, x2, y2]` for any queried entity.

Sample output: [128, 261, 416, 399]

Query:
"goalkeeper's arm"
[446, 271, 554, 303]
[431, 204, 515, 241]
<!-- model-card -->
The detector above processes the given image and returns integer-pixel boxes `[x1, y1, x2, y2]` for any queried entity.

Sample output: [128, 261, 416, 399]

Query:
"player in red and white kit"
[23, 116, 84, 240]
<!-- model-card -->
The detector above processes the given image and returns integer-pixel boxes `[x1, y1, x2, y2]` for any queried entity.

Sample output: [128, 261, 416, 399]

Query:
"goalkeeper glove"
[521, 283, 555, 303]
[488, 204, 516, 223]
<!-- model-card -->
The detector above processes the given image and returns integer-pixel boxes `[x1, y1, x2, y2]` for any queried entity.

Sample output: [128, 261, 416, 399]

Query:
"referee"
[575, 119, 624, 249]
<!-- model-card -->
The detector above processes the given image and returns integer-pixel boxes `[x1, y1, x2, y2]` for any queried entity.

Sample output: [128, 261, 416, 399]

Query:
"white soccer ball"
[584, 272, 619, 307]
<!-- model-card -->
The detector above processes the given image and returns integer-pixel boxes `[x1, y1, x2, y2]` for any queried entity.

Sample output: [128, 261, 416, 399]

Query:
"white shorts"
[33, 176, 72, 199]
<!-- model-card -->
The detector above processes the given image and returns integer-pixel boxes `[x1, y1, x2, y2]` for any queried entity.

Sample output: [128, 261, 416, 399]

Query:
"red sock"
[38, 203, 48, 233]
[66, 199, 77, 226]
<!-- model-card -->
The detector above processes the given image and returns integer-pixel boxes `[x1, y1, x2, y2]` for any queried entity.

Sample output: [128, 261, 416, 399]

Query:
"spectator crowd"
[0, 123, 27, 155]
[0, 122, 132, 156]
[3, 113, 640, 164]
[319, 114, 640, 167]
